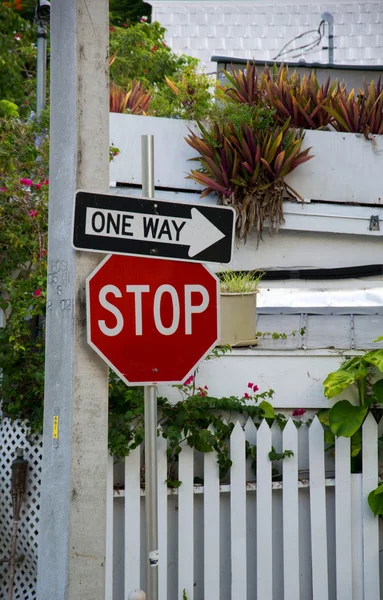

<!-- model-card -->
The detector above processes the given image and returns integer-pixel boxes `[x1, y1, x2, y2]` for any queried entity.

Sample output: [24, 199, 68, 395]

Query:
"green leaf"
[317, 409, 330, 427]
[351, 429, 362, 457]
[372, 379, 383, 404]
[323, 429, 335, 445]
[329, 400, 368, 438]
[259, 400, 275, 418]
[166, 478, 182, 489]
[368, 484, 383, 516]
[364, 350, 383, 373]
[323, 369, 358, 398]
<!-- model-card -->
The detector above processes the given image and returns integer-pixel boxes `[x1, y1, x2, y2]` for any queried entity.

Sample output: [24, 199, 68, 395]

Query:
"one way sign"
[73, 191, 235, 264]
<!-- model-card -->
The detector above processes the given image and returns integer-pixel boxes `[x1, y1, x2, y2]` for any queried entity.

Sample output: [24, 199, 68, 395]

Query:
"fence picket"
[124, 446, 141, 596]
[157, 428, 168, 600]
[351, 473, 363, 600]
[309, 416, 329, 600]
[257, 419, 273, 600]
[204, 425, 220, 600]
[282, 419, 299, 600]
[178, 443, 194, 600]
[335, 435, 352, 600]
[105, 454, 114, 600]
[362, 414, 380, 599]
[230, 421, 247, 600]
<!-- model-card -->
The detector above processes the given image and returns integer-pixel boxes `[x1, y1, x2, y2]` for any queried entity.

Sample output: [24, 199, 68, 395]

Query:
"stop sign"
[86, 254, 220, 384]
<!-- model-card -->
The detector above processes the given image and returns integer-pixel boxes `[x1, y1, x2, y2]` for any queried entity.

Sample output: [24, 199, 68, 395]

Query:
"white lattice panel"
[0, 419, 42, 600]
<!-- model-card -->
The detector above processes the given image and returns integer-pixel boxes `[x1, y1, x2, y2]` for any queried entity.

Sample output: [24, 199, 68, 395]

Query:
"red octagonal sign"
[86, 254, 220, 385]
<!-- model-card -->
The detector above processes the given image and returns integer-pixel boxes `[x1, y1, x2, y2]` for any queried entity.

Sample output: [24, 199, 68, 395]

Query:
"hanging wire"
[273, 19, 325, 61]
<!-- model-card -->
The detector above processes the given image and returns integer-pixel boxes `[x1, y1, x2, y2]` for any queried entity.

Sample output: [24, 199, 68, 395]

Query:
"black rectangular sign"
[73, 191, 235, 264]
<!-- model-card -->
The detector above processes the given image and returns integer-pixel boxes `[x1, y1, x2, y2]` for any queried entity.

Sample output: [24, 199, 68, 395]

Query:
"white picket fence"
[106, 415, 383, 600]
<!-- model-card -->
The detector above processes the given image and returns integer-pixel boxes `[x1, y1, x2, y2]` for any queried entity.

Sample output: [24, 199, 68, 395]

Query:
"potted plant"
[218, 270, 263, 347]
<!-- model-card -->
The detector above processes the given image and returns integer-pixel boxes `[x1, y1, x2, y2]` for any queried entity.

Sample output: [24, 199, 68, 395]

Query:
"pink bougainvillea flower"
[253, 385, 259, 393]
[183, 375, 194, 386]
[292, 408, 306, 417]
[29, 209, 38, 217]
[41, 179, 49, 185]
[204, 385, 208, 390]
[34, 183, 41, 189]
[39, 249, 47, 258]
[247, 382, 254, 389]
[34, 289, 42, 297]
[20, 177, 33, 186]
[109, 26, 115, 32]
[140, 16, 148, 22]
[0, 187, 6, 192]
[243, 392, 250, 399]
[151, 45, 158, 52]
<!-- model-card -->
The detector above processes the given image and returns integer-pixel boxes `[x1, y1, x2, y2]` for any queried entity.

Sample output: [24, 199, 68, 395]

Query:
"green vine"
[109, 359, 296, 487]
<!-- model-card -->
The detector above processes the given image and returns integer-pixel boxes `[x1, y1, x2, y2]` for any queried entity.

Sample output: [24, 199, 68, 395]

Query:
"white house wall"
[148, 0, 383, 71]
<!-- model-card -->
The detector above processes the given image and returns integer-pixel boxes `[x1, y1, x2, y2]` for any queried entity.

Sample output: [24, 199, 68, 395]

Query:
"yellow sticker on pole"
[53, 415, 59, 439]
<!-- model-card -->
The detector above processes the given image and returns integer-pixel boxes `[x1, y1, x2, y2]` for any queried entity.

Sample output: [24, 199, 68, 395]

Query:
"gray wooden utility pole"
[37, 1, 109, 599]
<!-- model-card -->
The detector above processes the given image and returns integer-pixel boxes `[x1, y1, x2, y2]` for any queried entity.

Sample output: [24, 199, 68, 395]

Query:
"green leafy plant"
[108, 365, 292, 486]
[0, 112, 50, 427]
[186, 117, 313, 240]
[0, 100, 19, 118]
[219, 269, 263, 293]
[109, 22, 197, 91]
[0, 4, 37, 113]
[321, 341, 383, 515]
[151, 65, 214, 120]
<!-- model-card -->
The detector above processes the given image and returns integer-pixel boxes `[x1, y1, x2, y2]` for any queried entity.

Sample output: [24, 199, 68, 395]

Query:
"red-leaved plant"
[262, 65, 339, 130]
[186, 118, 313, 240]
[325, 79, 383, 136]
[218, 61, 263, 106]
[109, 80, 152, 115]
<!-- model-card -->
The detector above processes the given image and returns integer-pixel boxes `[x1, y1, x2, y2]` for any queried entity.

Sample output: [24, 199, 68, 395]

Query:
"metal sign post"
[142, 135, 159, 600]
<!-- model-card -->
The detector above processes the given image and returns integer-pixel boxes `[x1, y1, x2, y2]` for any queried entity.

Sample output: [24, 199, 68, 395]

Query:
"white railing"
[106, 415, 381, 600]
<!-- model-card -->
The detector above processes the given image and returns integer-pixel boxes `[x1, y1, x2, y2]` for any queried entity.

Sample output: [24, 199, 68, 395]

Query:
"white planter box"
[157, 348, 358, 409]
[110, 113, 383, 205]
[110, 113, 202, 192]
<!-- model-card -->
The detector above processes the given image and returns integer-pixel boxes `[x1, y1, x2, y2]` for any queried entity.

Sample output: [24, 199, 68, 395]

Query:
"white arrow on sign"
[85, 206, 225, 257]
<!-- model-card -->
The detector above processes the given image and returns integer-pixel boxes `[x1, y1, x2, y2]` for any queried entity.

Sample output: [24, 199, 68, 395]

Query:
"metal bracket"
[369, 215, 380, 231]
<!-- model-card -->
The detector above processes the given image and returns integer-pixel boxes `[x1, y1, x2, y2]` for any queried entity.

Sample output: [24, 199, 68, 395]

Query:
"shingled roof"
[148, 1, 383, 71]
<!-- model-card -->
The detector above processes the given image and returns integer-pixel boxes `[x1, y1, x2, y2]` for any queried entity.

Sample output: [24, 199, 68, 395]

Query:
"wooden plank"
[105, 454, 114, 600]
[257, 419, 273, 600]
[230, 421, 247, 600]
[178, 443, 194, 600]
[157, 428, 168, 600]
[282, 419, 299, 600]
[204, 425, 220, 599]
[125, 446, 141, 596]
[335, 435, 352, 600]
[351, 473, 363, 600]
[362, 414, 380, 599]
[309, 416, 329, 600]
